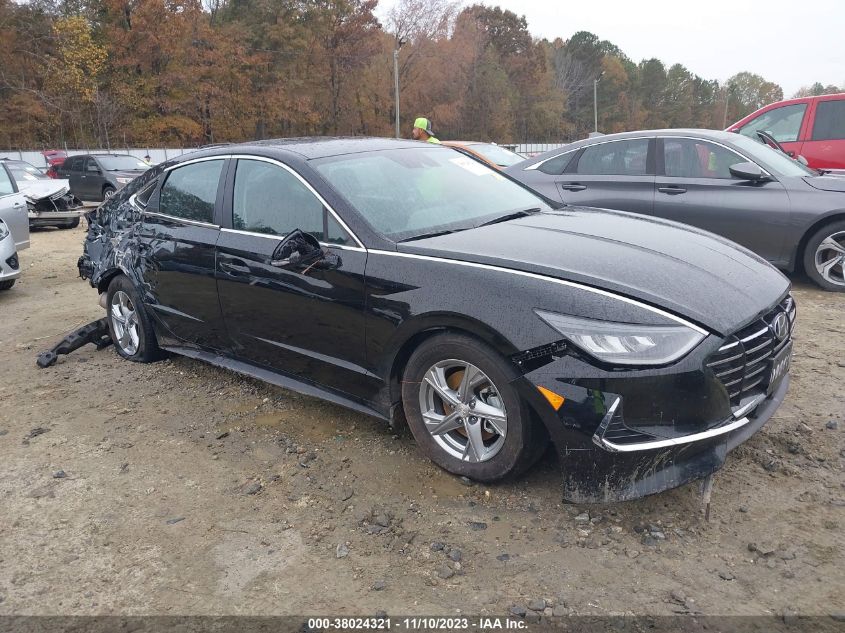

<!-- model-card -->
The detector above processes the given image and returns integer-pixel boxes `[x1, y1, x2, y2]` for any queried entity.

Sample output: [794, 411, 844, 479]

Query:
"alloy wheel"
[814, 231, 845, 287]
[418, 359, 508, 463]
[110, 290, 140, 355]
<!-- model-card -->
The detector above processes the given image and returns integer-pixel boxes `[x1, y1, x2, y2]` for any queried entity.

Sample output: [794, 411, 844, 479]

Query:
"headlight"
[0, 220, 9, 241]
[535, 310, 706, 366]
[115, 177, 133, 185]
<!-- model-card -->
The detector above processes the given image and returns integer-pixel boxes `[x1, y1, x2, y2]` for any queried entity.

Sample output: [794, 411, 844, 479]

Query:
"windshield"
[313, 147, 551, 240]
[97, 155, 150, 171]
[468, 143, 525, 168]
[729, 134, 816, 177]
[6, 161, 49, 182]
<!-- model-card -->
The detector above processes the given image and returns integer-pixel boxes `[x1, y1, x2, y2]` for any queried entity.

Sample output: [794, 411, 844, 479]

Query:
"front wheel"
[401, 333, 546, 482]
[61, 217, 80, 229]
[0, 279, 15, 291]
[803, 220, 845, 291]
[102, 186, 116, 201]
[106, 275, 162, 362]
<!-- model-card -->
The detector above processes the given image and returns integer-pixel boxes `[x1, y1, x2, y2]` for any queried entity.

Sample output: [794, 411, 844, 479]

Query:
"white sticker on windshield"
[449, 156, 494, 176]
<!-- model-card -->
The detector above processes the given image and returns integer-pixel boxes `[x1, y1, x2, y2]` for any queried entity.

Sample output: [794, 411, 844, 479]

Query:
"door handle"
[13, 202, 23, 208]
[658, 186, 687, 195]
[219, 260, 250, 275]
[558, 183, 587, 191]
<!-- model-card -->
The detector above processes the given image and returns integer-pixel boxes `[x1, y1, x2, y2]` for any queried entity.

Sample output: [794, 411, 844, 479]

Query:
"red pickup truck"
[727, 93, 845, 171]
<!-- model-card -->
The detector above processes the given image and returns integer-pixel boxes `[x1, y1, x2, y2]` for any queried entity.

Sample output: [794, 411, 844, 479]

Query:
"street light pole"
[593, 71, 604, 134]
[393, 37, 407, 139]
[393, 48, 400, 138]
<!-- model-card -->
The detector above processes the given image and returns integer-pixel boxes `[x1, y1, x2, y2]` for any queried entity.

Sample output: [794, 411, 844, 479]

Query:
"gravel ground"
[0, 226, 842, 619]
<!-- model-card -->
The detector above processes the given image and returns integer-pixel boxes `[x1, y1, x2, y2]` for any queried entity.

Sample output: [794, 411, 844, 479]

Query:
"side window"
[811, 100, 845, 141]
[664, 139, 745, 179]
[537, 151, 576, 175]
[739, 104, 806, 143]
[575, 139, 649, 176]
[0, 167, 14, 195]
[233, 159, 351, 245]
[86, 157, 100, 172]
[159, 160, 224, 224]
[66, 157, 80, 172]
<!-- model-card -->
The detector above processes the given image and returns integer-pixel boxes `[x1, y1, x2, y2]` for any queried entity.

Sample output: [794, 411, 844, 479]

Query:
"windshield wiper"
[477, 208, 541, 228]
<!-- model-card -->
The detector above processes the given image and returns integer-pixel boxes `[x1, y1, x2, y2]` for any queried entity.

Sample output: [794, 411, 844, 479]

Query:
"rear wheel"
[803, 220, 845, 291]
[0, 279, 15, 291]
[106, 275, 162, 362]
[401, 333, 546, 482]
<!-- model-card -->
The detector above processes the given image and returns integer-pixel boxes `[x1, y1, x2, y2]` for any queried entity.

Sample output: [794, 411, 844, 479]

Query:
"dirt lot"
[0, 225, 843, 619]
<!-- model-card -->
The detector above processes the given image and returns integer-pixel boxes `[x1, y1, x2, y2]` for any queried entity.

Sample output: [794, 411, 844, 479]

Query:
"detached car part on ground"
[76, 138, 795, 502]
[0, 158, 84, 229]
[507, 129, 845, 291]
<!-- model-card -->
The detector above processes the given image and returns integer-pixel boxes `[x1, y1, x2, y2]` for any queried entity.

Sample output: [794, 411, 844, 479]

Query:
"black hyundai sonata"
[78, 138, 796, 502]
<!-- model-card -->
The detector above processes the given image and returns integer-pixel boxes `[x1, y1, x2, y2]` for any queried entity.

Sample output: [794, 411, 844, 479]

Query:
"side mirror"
[270, 229, 338, 271]
[729, 162, 770, 182]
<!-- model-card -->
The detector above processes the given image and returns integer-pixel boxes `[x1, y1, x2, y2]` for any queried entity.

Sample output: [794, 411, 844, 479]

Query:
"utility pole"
[593, 70, 605, 134]
[393, 37, 407, 139]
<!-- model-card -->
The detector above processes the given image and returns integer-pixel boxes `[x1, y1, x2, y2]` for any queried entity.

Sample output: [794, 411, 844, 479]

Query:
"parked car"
[42, 149, 68, 178]
[56, 154, 149, 202]
[441, 141, 525, 170]
[0, 161, 31, 249]
[0, 218, 21, 290]
[507, 129, 845, 291]
[727, 93, 845, 172]
[78, 138, 795, 502]
[1, 158, 85, 229]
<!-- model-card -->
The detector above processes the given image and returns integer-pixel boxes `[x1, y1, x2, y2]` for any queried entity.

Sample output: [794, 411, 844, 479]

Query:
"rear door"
[554, 137, 656, 215]
[653, 136, 792, 266]
[136, 157, 229, 350]
[216, 157, 371, 398]
[801, 96, 845, 170]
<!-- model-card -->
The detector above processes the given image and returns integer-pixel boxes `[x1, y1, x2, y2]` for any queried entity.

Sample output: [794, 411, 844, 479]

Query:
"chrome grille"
[706, 295, 796, 409]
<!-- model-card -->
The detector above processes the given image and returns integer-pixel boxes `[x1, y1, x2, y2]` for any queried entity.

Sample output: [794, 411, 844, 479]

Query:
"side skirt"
[162, 345, 390, 423]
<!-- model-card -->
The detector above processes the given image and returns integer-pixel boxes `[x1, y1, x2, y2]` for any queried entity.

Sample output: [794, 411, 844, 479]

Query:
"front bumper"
[514, 332, 791, 503]
[0, 236, 21, 282]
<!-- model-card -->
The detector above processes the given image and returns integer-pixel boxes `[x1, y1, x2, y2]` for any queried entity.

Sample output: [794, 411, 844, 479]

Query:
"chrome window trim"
[220, 227, 365, 252]
[524, 148, 578, 171]
[226, 154, 365, 249]
[368, 250, 708, 334]
[660, 135, 774, 180]
[526, 136, 653, 174]
[142, 210, 218, 229]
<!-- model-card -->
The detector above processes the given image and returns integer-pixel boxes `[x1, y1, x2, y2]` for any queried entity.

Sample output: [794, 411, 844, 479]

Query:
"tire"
[102, 185, 116, 201]
[802, 220, 845, 291]
[106, 275, 162, 362]
[401, 333, 547, 482]
[62, 217, 80, 229]
[0, 279, 15, 291]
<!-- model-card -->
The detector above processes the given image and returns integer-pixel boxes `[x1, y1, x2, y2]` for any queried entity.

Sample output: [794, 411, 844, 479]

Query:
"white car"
[0, 163, 30, 251]
[1, 158, 84, 229]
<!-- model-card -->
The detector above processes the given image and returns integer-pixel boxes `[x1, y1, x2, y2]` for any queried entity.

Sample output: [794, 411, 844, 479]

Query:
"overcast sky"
[378, 0, 845, 97]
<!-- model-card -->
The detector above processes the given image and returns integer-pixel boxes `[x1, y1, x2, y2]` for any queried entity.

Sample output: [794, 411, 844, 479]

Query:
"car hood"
[803, 175, 845, 192]
[398, 207, 790, 335]
[18, 179, 71, 200]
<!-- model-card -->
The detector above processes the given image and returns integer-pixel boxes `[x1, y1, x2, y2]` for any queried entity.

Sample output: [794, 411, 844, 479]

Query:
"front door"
[216, 157, 371, 399]
[653, 137, 792, 266]
[136, 157, 229, 350]
[554, 137, 656, 215]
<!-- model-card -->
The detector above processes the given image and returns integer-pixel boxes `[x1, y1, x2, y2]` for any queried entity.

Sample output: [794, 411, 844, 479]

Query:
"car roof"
[533, 128, 741, 156]
[194, 137, 427, 160]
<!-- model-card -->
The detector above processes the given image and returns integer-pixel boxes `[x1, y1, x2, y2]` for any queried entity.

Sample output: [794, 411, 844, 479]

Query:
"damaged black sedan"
[77, 138, 795, 502]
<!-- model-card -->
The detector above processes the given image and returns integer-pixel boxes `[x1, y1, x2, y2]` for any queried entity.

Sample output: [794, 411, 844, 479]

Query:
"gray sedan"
[506, 129, 845, 291]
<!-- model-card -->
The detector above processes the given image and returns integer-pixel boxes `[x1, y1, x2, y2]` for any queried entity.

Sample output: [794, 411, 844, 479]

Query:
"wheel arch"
[385, 313, 522, 424]
[794, 211, 845, 273]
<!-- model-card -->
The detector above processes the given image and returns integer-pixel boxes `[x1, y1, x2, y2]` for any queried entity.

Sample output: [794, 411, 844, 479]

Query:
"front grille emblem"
[772, 312, 789, 341]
